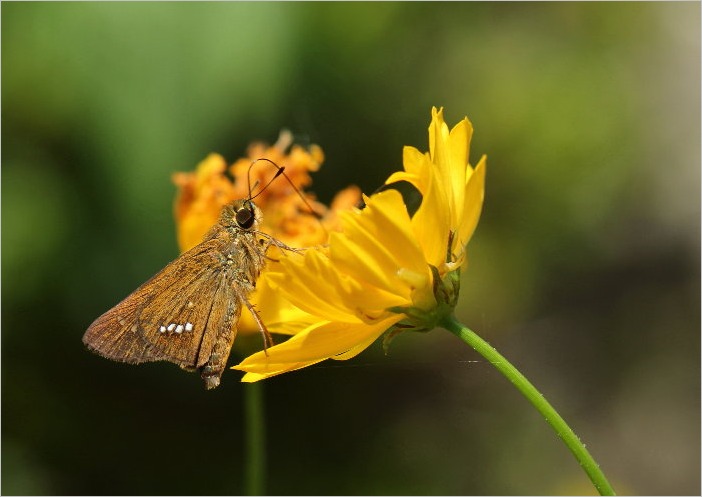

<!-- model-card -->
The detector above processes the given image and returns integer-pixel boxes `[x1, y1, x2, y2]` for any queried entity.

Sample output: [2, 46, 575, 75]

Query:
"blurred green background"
[2, 2, 700, 495]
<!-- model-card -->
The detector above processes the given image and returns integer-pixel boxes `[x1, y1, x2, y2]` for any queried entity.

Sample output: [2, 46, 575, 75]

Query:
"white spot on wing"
[161, 322, 194, 334]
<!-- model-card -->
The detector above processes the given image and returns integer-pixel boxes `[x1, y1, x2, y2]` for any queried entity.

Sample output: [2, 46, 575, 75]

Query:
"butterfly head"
[221, 199, 261, 231]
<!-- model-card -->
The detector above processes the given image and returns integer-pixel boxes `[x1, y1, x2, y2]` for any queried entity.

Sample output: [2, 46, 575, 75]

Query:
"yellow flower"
[172, 131, 361, 335]
[234, 107, 486, 381]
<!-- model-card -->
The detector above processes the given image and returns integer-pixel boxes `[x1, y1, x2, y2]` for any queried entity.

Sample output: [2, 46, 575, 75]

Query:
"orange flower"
[172, 131, 360, 334]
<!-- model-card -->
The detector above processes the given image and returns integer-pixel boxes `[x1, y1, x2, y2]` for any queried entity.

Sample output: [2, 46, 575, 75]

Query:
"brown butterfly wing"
[83, 236, 240, 371]
[134, 265, 242, 370]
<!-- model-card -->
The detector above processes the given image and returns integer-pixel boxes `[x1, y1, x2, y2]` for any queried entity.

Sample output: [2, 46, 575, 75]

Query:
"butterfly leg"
[241, 294, 275, 355]
[256, 231, 308, 255]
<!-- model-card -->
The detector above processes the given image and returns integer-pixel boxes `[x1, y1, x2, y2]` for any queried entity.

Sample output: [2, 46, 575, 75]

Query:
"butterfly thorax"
[202, 199, 267, 290]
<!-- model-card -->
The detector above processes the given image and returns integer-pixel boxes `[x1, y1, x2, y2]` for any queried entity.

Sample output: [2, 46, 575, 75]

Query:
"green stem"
[440, 314, 615, 496]
[244, 382, 266, 496]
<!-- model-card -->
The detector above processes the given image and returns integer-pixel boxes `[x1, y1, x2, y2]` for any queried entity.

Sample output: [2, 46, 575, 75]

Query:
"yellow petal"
[329, 231, 414, 311]
[240, 359, 324, 382]
[266, 250, 362, 323]
[330, 230, 401, 296]
[410, 163, 451, 268]
[331, 191, 435, 313]
[385, 170, 419, 188]
[448, 118, 472, 184]
[385, 147, 429, 193]
[332, 314, 403, 361]
[457, 155, 486, 249]
[235, 317, 394, 368]
[447, 118, 473, 226]
[341, 190, 428, 275]
[429, 107, 449, 172]
[431, 109, 458, 205]
[401, 146, 432, 187]
[252, 271, 317, 335]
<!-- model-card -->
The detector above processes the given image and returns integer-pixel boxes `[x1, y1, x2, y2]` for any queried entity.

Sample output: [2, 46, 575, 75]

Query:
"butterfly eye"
[235, 205, 255, 229]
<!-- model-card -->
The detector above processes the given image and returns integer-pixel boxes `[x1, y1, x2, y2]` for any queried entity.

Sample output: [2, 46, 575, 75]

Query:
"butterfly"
[83, 160, 304, 389]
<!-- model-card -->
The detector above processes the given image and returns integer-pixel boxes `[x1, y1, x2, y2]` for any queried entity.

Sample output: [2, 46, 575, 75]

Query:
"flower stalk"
[440, 314, 615, 496]
[243, 382, 266, 496]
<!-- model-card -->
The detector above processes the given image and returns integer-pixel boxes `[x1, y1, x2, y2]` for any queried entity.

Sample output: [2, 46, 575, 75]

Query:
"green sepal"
[382, 263, 462, 352]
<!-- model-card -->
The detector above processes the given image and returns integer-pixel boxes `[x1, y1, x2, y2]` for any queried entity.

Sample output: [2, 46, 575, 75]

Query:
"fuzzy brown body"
[83, 200, 267, 389]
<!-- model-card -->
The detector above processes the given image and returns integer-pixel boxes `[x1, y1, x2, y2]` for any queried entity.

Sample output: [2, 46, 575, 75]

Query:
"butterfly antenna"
[249, 158, 324, 220]
[246, 159, 282, 201]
